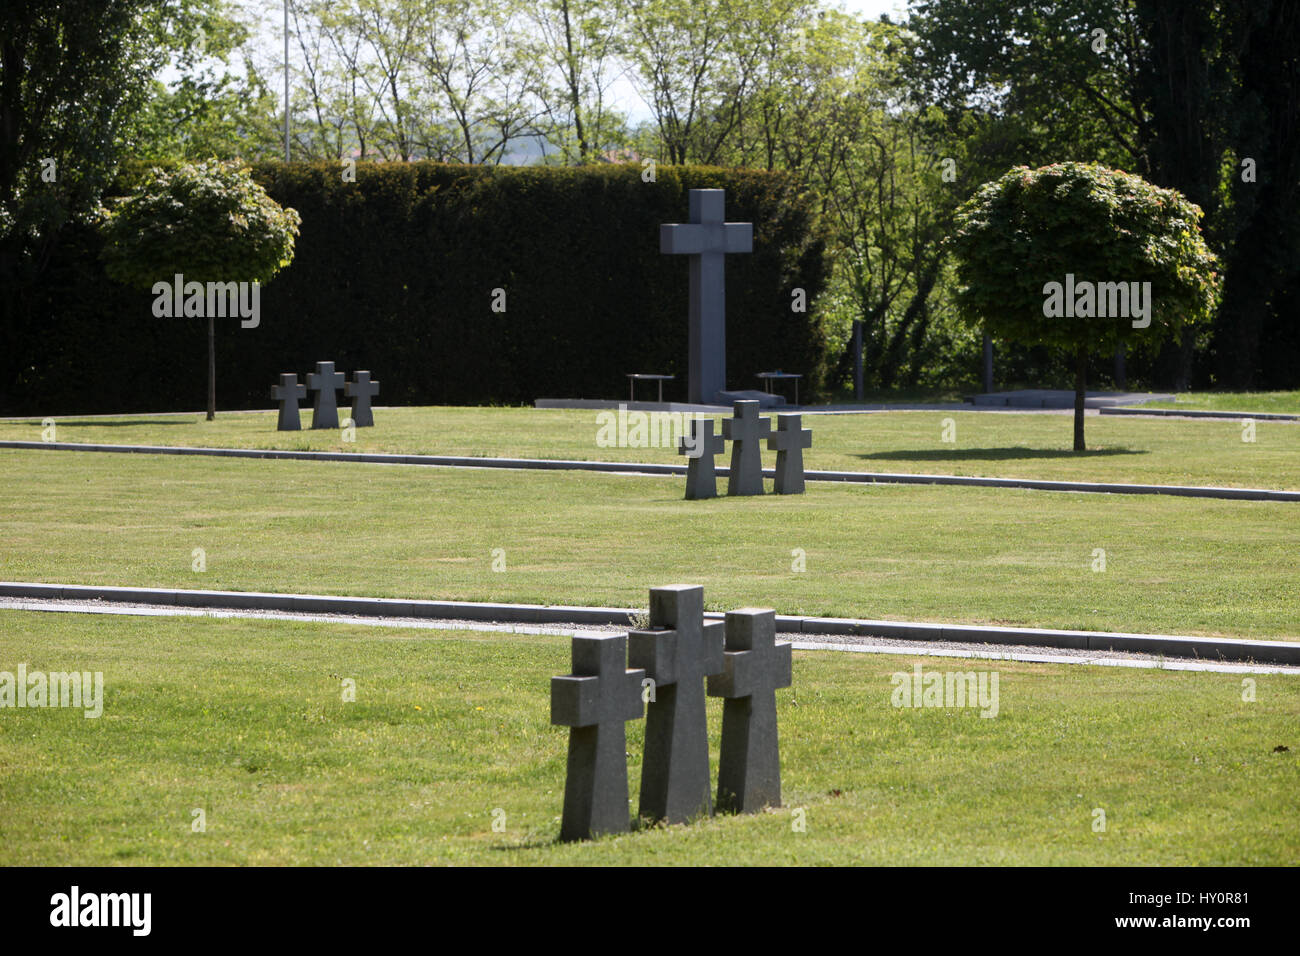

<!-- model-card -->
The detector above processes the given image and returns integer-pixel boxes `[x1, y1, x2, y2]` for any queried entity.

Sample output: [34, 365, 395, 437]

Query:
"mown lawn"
[2, 405, 1296, 489]
[0, 612, 1294, 865]
[1137, 390, 1300, 415]
[2, 448, 1297, 638]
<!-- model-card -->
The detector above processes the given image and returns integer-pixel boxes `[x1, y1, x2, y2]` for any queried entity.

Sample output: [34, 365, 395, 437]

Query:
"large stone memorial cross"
[707, 608, 792, 813]
[628, 585, 724, 824]
[723, 400, 771, 496]
[271, 373, 306, 431]
[306, 361, 346, 430]
[551, 633, 646, 841]
[678, 417, 725, 500]
[768, 413, 813, 494]
[660, 189, 753, 404]
[345, 371, 380, 427]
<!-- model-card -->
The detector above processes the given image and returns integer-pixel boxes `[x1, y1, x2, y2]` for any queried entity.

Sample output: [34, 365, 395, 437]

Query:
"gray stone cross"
[660, 189, 753, 404]
[629, 585, 724, 824]
[722, 400, 771, 496]
[707, 608, 792, 813]
[768, 413, 812, 494]
[271, 373, 306, 431]
[678, 417, 725, 500]
[551, 633, 646, 841]
[306, 361, 346, 429]
[345, 371, 380, 427]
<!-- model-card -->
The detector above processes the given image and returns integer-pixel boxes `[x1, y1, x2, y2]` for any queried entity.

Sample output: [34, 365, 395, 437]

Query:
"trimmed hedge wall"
[1, 162, 828, 414]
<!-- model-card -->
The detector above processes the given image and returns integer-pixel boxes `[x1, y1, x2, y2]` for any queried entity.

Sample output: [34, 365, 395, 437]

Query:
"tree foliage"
[98, 160, 300, 421]
[99, 160, 300, 287]
[0, 1, 168, 263]
[949, 162, 1220, 447]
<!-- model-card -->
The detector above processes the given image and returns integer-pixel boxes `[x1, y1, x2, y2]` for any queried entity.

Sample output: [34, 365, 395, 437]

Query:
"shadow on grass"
[22, 419, 197, 428]
[856, 446, 1147, 462]
[490, 816, 671, 852]
[491, 837, 562, 851]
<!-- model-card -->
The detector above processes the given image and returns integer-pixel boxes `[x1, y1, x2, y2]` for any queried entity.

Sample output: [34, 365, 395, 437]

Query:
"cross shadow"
[489, 838, 561, 852]
[856, 446, 1147, 462]
[488, 816, 658, 852]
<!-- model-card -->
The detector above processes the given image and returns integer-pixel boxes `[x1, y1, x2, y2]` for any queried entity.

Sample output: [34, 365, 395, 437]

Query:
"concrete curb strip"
[2, 582, 1296, 667]
[1100, 407, 1299, 421]
[3, 440, 1297, 502]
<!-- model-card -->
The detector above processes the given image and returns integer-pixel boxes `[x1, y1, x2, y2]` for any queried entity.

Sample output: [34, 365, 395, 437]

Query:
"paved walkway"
[3, 584, 1296, 671]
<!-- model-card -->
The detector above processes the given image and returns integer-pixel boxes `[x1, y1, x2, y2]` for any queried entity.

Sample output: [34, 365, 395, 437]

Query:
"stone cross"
[271, 373, 306, 431]
[660, 189, 753, 404]
[628, 585, 724, 824]
[768, 413, 812, 494]
[306, 361, 345, 429]
[551, 633, 646, 841]
[345, 371, 380, 427]
[707, 608, 792, 813]
[722, 400, 771, 496]
[678, 417, 725, 500]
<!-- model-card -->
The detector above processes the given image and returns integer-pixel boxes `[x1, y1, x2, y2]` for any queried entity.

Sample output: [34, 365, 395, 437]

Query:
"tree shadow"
[856, 446, 1147, 462]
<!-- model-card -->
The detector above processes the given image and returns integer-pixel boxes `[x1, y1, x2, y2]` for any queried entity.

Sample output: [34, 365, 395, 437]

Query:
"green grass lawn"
[3, 405, 1297, 489]
[1137, 390, 1300, 415]
[0, 611, 1294, 865]
[3, 448, 1297, 638]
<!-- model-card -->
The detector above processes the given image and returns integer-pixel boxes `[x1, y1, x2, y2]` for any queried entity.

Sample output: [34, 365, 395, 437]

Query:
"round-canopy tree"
[948, 162, 1221, 450]
[99, 160, 301, 420]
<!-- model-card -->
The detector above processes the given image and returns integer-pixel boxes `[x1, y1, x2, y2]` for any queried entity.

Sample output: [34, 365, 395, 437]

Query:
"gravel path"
[4, 596, 1295, 675]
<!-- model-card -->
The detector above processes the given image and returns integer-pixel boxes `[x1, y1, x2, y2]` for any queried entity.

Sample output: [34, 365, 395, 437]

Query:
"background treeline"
[2, 0, 1297, 412]
[4, 162, 826, 413]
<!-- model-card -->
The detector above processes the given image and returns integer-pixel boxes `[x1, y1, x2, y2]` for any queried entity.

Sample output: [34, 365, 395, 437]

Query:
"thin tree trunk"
[207, 314, 215, 421]
[1074, 341, 1087, 452]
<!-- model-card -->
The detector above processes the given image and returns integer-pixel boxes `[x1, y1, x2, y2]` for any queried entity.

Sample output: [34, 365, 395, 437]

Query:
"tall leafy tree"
[99, 161, 301, 420]
[526, 0, 627, 163]
[0, 1, 169, 270]
[911, 0, 1300, 389]
[949, 163, 1220, 450]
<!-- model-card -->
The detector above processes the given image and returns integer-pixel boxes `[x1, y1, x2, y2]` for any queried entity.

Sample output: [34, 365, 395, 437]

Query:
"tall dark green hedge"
[1, 162, 828, 414]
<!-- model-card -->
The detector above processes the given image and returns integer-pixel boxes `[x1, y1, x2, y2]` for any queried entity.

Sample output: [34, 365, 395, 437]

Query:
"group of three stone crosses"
[552, 584, 793, 841]
[272, 361, 379, 431]
[663, 187, 812, 499]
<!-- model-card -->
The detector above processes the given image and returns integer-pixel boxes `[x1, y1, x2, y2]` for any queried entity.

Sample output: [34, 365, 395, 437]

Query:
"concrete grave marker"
[551, 633, 646, 841]
[768, 413, 812, 494]
[628, 585, 724, 824]
[723, 400, 771, 496]
[306, 361, 346, 429]
[707, 608, 792, 813]
[271, 373, 306, 431]
[678, 418, 725, 500]
[660, 189, 753, 404]
[345, 371, 380, 427]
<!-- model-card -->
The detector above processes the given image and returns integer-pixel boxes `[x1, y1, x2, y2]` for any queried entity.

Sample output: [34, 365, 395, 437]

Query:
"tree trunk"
[1074, 341, 1087, 452]
[206, 314, 215, 421]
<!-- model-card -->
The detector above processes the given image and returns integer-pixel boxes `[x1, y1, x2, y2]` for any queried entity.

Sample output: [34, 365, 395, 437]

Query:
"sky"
[839, 0, 909, 20]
